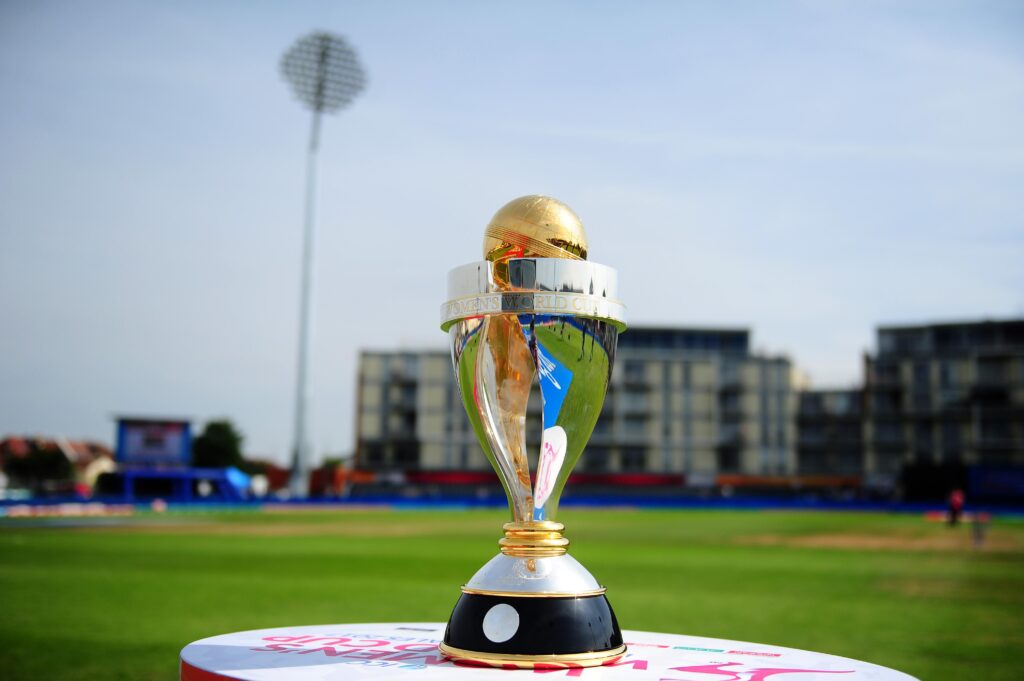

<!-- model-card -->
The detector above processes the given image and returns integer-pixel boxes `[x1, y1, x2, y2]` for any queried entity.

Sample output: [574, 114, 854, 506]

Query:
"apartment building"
[795, 389, 864, 476]
[354, 327, 799, 478]
[352, 318, 1024, 501]
[863, 319, 1024, 475]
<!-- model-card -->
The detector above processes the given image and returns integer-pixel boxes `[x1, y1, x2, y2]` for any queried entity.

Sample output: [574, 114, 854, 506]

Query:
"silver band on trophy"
[441, 259, 626, 332]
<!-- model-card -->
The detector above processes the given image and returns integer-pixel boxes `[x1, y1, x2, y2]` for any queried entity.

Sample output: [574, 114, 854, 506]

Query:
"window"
[401, 354, 418, 377]
[942, 423, 960, 446]
[913, 361, 930, 387]
[601, 388, 615, 416]
[394, 444, 420, 469]
[363, 444, 384, 467]
[719, 392, 741, 416]
[623, 360, 646, 384]
[621, 390, 648, 412]
[398, 412, 417, 436]
[719, 423, 741, 444]
[837, 448, 863, 475]
[875, 421, 902, 444]
[977, 359, 1009, 385]
[623, 415, 647, 438]
[872, 361, 900, 384]
[800, 393, 823, 415]
[620, 447, 646, 472]
[719, 362, 740, 386]
[717, 448, 740, 472]
[942, 422, 961, 460]
[873, 392, 900, 414]
[895, 331, 928, 354]
[939, 361, 955, 389]
[939, 389, 963, 408]
[836, 423, 861, 442]
[584, 446, 610, 472]
[800, 424, 825, 444]
[980, 419, 1012, 443]
[914, 423, 932, 452]
[831, 393, 853, 415]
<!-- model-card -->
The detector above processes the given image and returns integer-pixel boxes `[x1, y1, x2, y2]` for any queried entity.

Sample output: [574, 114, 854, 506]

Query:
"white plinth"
[180, 623, 918, 680]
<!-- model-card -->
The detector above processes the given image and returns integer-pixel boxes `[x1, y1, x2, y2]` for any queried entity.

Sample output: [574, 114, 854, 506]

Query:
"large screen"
[116, 419, 191, 466]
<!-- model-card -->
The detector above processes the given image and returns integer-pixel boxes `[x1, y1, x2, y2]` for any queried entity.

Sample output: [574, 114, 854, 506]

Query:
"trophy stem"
[499, 521, 569, 557]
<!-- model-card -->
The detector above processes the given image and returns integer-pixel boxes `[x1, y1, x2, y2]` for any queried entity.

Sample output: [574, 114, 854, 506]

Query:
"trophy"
[438, 196, 627, 668]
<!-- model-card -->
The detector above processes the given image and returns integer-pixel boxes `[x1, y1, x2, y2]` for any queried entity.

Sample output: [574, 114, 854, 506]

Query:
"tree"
[192, 420, 244, 469]
[4, 444, 72, 486]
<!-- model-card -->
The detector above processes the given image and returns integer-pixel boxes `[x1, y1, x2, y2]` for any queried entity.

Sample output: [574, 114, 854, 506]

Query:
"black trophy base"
[439, 591, 625, 668]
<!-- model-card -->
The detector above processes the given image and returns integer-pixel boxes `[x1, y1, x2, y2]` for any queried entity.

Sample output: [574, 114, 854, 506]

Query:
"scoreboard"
[115, 418, 191, 466]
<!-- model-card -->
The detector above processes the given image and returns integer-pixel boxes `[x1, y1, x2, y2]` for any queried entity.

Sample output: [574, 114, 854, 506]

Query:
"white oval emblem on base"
[482, 603, 519, 643]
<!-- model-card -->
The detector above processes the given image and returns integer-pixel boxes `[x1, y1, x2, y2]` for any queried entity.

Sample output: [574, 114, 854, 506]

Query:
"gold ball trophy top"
[439, 196, 627, 669]
[483, 195, 589, 292]
[484, 195, 589, 262]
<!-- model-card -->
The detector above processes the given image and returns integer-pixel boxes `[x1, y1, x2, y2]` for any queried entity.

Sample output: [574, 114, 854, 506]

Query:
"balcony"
[975, 362, 1012, 385]
[872, 421, 905, 448]
[868, 365, 902, 387]
[618, 422, 650, 444]
[718, 377, 742, 392]
[798, 435, 827, 448]
[716, 424, 743, 447]
[720, 405, 744, 421]
[872, 437, 906, 451]
[389, 370, 418, 385]
[868, 399, 903, 416]
[390, 395, 418, 412]
[621, 361, 648, 388]
[976, 436, 1018, 452]
[619, 394, 650, 414]
[384, 428, 418, 442]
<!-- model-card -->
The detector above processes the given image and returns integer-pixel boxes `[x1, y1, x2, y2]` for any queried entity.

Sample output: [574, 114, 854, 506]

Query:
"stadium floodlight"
[280, 31, 366, 497]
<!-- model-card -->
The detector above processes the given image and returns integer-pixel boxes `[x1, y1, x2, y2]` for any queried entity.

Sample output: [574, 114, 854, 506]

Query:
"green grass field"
[1, 508, 1022, 680]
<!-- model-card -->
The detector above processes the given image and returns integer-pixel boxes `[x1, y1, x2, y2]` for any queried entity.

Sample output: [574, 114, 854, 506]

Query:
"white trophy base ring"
[179, 622, 919, 680]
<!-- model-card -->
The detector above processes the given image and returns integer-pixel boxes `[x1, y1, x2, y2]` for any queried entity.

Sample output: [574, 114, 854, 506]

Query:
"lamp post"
[280, 31, 366, 497]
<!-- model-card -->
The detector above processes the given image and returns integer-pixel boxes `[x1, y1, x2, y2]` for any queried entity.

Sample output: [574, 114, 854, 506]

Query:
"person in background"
[972, 512, 990, 549]
[948, 488, 965, 526]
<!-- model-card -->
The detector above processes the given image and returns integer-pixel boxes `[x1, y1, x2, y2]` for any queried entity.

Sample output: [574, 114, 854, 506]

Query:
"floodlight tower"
[280, 32, 366, 497]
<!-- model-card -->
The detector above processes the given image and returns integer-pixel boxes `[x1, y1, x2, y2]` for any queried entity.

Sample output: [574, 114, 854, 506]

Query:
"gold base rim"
[438, 642, 627, 669]
[460, 585, 606, 599]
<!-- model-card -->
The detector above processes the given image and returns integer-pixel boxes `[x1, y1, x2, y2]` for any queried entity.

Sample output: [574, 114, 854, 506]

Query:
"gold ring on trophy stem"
[500, 546, 568, 557]
[437, 643, 627, 668]
[460, 586, 607, 599]
[499, 521, 569, 557]
[499, 537, 569, 548]
[503, 521, 564, 531]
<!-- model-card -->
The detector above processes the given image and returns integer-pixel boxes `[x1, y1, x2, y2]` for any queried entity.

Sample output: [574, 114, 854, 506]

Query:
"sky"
[1, 0, 1022, 462]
